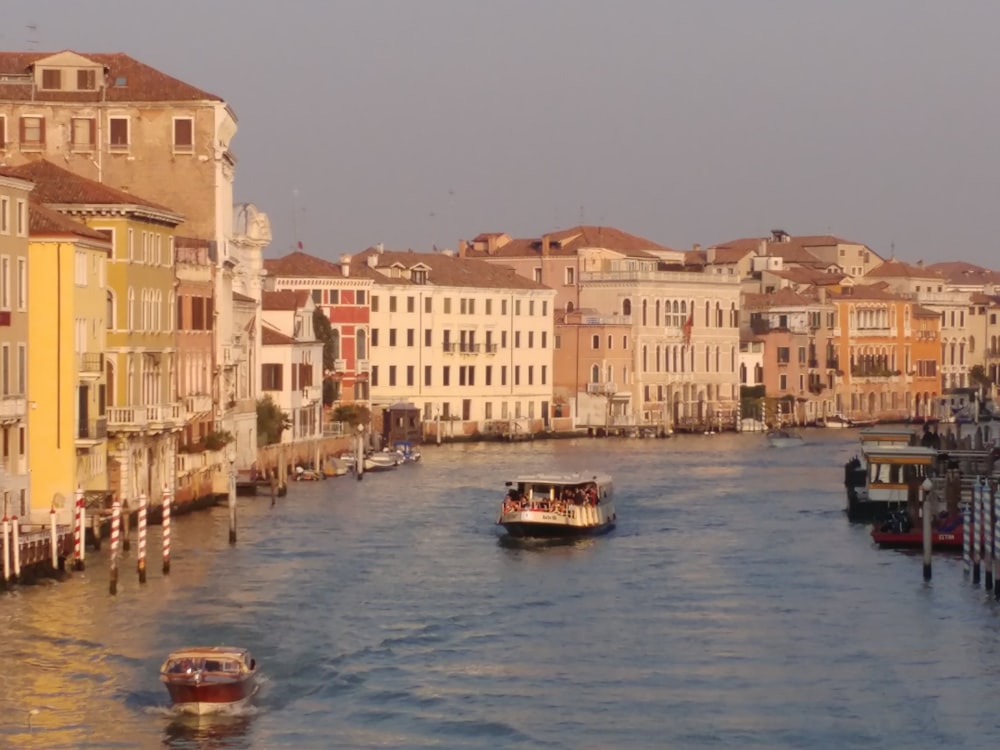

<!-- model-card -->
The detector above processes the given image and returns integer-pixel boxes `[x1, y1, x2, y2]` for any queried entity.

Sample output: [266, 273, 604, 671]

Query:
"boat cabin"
[862, 446, 938, 506]
[857, 426, 918, 450]
[504, 473, 613, 513]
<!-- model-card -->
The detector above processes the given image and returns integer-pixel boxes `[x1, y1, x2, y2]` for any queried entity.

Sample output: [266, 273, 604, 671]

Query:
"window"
[173, 117, 194, 152]
[424, 365, 431, 386]
[0, 197, 7, 234]
[486, 366, 492, 386]
[41, 69, 62, 90]
[388, 366, 396, 387]
[71, 118, 96, 150]
[565, 267, 575, 285]
[425, 297, 432, 313]
[17, 258, 26, 310]
[109, 117, 129, 150]
[407, 296, 415, 313]
[370, 366, 379, 387]
[19, 116, 45, 148]
[407, 329, 415, 346]
[592, 335, 600, 350]
[444, 298, 452, 314]
[533, 268, 542, 282]
[371, 295, 379, 312]
[424, 329, 431, 347]
[0, 115, 6, 149]
[388, 329, 397, 346]
[261, 364, 283, 390]
[443, 366, 450, 386]
[371, 328, 379, 347]
[16, 344, 25, 395]
[357, 290, 366, 305]
[389, 296, 397, 313]
[0, 257, 9, 310]
[77, 69, 96, 90]
[406, 365, 414, 386]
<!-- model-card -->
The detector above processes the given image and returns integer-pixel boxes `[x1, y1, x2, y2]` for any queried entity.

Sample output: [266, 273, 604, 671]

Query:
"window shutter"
[40, 118, 46, 145]
[88, 118, 95, 145]
[19, 117, 25, 142]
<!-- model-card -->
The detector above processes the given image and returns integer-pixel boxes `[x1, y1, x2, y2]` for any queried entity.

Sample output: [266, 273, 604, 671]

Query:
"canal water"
[3, 430, 1000, 749]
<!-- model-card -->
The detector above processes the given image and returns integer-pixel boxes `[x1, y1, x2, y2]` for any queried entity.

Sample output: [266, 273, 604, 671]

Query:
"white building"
[358, 246, 556, 437]
[260, 290, 323, 444]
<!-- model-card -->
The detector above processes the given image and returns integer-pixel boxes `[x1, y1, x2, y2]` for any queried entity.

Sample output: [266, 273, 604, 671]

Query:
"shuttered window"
[109, 117, 129, 149]
[41, 69, 61, 90]
[71, 118, 96, 149]
[173, 118, 193, 152]
[77, 69, 96, 90]
[19, 116, 45, 147]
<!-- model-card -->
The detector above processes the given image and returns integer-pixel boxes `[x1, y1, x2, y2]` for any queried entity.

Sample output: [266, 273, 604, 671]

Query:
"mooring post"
[11, 515, 20, 583]
[137, 494, 147, 584]
[109, 498, 121, 596]
[356, 425, 365, 482]
[922, 478, 933, 582]
[963, 487, 972, 576]
[49, 504, 59, 571]
[121, 497, 131, 553]
[161, 484, 171, 575]
[974, 477, 984, 585]
[73, 486, 85, 571]
[228, 467, 237, 545]
[2, 503, 10, 587]
[986, 476, 995, 592]
[270, 473, 277, 508]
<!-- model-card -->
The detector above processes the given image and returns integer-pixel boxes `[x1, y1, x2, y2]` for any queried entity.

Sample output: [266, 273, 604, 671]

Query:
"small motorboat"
[765, 429, 805, 448]
[322, 456, 351, 477]
[392, 441, 422, 463]
[363, 451, 399, 472]
[871, 509, 963, 550]
[160, 647, 259, 715]
[294, 465, 324, 481]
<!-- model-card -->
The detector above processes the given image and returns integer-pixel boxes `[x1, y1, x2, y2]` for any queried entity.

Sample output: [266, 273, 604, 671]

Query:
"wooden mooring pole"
[922, 478, 933, 582]
[109, 498, 121, 595]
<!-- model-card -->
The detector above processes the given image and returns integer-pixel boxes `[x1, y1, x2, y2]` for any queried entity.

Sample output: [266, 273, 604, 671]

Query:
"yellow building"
[27, 202, 111, 523]
[9, 159, 183, 506]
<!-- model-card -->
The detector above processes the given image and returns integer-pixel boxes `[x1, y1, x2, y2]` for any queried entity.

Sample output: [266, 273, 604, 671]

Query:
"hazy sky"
[4, 1, 999, 267]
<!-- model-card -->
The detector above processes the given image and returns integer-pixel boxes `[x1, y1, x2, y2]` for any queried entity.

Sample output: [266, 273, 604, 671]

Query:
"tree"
[332, 403, 371, 430]
[313, 308, 338, 406]
[970, 364, 994, 389]
[257, 395, 291, 446]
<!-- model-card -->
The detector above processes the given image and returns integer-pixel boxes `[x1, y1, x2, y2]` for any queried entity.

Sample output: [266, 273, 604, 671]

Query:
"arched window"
[642, 299, 648, 326]
[127, 288, 135, 331]
[106, 290, 116, 330]
[357, 329, 368, 360]
[591, 364, 600, 383]
[655, 300, 661, 327]
[566, 301, 575, 314]
[642, 345, 648, 372]
[740, 362, 747, 383]
[622, 298, 632, 317]
[705, 300, 711, 327]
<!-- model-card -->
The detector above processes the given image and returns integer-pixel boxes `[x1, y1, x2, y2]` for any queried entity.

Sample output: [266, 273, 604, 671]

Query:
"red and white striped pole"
[73, 486, 85, 571]
[137, 494, 147, 584]
[109, 498, 121, 595]
[161, 484, 171, 575]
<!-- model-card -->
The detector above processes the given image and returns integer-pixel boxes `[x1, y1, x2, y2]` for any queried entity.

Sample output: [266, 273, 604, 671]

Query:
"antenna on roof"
[890, 241, 895, 260]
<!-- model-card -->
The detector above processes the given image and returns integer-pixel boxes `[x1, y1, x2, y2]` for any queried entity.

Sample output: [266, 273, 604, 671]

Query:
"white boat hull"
[498, 504, 616, 538]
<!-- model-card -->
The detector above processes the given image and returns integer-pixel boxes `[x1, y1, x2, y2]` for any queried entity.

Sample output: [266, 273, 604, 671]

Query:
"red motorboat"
[160, 647, 259, 715]
[870, 510, 963, 550]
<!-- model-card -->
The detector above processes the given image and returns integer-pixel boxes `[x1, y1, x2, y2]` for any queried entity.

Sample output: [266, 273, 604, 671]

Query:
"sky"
[4, 1, 1000, 267]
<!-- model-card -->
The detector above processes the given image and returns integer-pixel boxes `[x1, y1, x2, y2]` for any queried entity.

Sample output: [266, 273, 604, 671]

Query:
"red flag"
[683, 312, 693, 345]
[297, 241, 304, 250]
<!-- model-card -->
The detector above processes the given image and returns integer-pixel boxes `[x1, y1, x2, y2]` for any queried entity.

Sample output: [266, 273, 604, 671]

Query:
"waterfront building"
[7, 159, 183, 503]
[828, 285, 941, 421]
[0, 50, 255, 468]
[26, 200, 111, 524]
[262, 250, 376, 411]
[462, 226, 740, 431]
[260, 290, 324, 444]
[865, 259, 972, 392]
[742, 288, 838, 424]
[0, 167, 32, 520]
[358, 246, 555, 438]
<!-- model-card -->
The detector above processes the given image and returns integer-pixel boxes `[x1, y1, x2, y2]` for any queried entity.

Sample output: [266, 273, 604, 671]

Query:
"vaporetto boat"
[497, 472, 616, 538]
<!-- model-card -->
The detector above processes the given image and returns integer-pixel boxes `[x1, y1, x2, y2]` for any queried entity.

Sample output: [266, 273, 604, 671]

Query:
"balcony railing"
[78, 352, 104, 375]
[486, 343, 499, 354]
[184, 393, 213, 415]
[442, 342, 457, 353]
[333, 358, 347, 372]
[107, 402, 184, 431]
[0, 395, 27, 422]
[301, 385, 321, 402]
[76, 417, 107, 442]
[459, 343, 481, 354]
[586, 382, 616, 395]
[356, 359, 370, 373]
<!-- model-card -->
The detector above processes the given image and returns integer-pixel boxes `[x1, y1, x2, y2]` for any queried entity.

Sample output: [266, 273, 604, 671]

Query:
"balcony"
[459, 343, 481, 355]
[333, 358, 347, 372]
[586, 382, 616, 395]
[301, 385, 322, 402]
[78, 352, 104, 378]
[184, 393, 213, 416]
[356, 359, 370, 373]
[0, 395, 27, 423]
[76, 417, 107, 445]
[442, 342, 457, 354]
[107, 402, 184, 432]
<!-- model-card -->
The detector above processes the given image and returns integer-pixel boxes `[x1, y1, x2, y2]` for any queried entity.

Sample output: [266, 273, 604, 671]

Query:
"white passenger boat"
[497, 473, 616, 538]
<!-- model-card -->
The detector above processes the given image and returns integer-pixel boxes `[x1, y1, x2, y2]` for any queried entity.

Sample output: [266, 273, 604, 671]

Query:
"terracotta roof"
[0, 51, 222, 103]
[828, 284, 905, 301]
[865, 259, 943, 280]
[264, 250, 382, 281]
[462, 225, 676, 260]
[684, 246, 755, 265]
[742, 288, 821, 310]
[2, 159, 177, 215]
[233, 291, 256, 304]
[261, 324, 296, 346]
[355, 248, 550, 290]
[912, 304, 941, 318]
[766, 267, 849, 286]
[261, 289, 309, 311]
[708, 232, 880, 268]
[924, 261, 1000, 284]
[28, 200, 111, 242]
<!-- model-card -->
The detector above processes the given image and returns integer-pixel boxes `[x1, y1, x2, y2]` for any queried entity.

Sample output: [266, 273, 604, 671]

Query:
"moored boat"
[871, 509, 963, 550]
[160, 647, 259, 715]
[363, 451, 399, 472]
[497, 473, 616, 538]
[392, 441, 422, 463]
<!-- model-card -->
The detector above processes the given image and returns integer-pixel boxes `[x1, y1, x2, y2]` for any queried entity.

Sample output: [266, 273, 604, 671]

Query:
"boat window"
[204, 660, 222, 672]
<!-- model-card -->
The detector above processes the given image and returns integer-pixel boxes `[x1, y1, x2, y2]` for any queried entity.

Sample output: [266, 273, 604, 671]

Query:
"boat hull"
[164, 677, 258, 716]
[500, 519, 616, 538]
[871, 528, 962, 550]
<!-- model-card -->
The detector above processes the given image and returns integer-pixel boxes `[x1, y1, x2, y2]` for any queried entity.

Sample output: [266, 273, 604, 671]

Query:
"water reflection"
[162, 711, 255, 749]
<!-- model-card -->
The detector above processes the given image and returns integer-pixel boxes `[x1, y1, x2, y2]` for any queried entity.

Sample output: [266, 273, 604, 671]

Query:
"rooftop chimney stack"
[339, 253, 351, 277]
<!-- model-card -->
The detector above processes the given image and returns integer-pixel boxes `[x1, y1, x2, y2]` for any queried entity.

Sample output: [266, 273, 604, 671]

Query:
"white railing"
[184, 393, 213, 414]
[107, 402, 184, 429]
[0, 396, 27, 421]
[586, 382, 616, 395]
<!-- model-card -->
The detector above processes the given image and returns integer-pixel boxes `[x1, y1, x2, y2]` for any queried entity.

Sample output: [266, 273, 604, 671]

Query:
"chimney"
[366, 253, 378, 269]
[339, 253, 351, 277]
[487, 235, 497, 255]
[759, 239, 768, 255]
[692, 243, 701, 252]
[376, 242, 384, 254]
[706, 247, 716, 264]
[818, 287, 827, 303]
[541, 234, 551, 257]
[458, 239, 469, 258]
